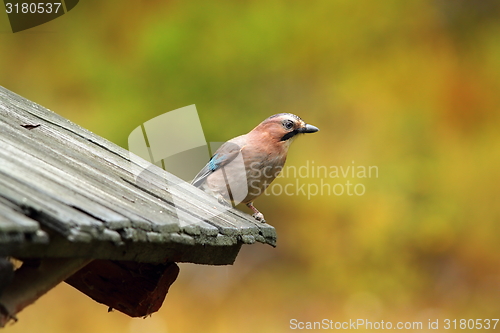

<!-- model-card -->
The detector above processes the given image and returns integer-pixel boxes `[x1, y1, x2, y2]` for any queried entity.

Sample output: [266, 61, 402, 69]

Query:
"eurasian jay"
[191, 113, 319, 223]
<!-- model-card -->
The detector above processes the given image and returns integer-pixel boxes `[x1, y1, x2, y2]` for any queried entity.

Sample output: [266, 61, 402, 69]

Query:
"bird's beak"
[300, 123, 319, 133]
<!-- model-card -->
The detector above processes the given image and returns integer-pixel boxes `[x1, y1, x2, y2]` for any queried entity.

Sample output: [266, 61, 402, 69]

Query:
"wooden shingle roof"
[0, 86, 276, 324]
[0, 86, 276, 263]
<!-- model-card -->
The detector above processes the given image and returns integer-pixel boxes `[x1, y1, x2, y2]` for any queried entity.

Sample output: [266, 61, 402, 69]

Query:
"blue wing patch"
[208, 153, 226, 171]
[191, 142, 243, 188]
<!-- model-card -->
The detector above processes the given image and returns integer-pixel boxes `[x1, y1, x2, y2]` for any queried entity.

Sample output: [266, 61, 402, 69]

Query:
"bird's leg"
[246, 202, 266, 223]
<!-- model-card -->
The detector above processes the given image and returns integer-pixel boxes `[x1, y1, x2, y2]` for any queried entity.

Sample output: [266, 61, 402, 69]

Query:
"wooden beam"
[65, 260, 179, 317]
[0, 258, 92, 327]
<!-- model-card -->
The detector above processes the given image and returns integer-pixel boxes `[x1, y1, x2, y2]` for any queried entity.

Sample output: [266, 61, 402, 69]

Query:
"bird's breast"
[243, 149, 287, 201]
[204, 146, 288, 204]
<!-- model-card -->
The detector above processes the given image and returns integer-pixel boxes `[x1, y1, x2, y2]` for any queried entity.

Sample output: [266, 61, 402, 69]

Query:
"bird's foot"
[252, 212, 266, 223]
[246, 202, 266, 223]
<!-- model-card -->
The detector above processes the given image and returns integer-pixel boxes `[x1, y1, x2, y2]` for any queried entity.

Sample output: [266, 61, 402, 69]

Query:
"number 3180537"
[444, 319, 499, 330]
[5, 3, 62, 14]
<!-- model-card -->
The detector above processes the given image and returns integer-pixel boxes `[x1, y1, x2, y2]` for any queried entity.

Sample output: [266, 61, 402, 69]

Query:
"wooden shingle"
[0, 86, 276, 324]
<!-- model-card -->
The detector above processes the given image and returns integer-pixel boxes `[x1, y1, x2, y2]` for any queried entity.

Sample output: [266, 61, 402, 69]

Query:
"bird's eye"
[283, 119, 294, 130]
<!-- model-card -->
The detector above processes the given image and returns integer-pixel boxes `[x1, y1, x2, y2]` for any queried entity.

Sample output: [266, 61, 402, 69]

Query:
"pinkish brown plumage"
[191, 113, 319, 223]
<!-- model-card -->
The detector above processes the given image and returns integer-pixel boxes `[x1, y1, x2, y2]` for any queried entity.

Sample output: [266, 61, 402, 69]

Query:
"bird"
[191, 113, 319, 223]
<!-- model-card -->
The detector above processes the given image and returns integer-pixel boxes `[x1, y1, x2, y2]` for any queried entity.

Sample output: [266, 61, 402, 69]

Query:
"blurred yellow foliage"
[2, 0, 500, 332]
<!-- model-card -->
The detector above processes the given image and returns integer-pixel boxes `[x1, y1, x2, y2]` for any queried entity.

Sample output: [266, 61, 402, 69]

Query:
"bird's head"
[252, 113, 319, 144]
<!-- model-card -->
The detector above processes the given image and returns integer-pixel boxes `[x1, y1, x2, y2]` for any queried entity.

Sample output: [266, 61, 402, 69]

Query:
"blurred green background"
[2, 0, 500, 332]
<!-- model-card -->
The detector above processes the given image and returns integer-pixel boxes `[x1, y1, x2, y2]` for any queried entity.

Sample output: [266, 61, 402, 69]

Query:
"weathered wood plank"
[0, 176, 100, 242]
[0, 108, 176, 233]
[0, 93, 256, 237]
[0, 85, 277, 265]
[0, 86, 279, 325]
[0, 202, 40, 234]
[0, 143, 130, 229]
[0, 89, 276, 245]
